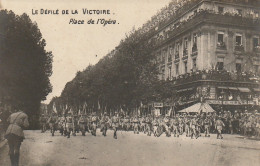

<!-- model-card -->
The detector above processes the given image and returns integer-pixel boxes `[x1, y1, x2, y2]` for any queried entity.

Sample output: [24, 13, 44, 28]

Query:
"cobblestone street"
[0, 130, 259, 166]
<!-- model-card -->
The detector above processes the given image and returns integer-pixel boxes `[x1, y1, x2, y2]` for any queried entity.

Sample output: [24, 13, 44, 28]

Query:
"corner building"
[149, 0, 260, 113]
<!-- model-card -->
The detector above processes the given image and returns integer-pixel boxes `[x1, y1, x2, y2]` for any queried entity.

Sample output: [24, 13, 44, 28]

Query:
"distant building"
[148, 0, 260, 112]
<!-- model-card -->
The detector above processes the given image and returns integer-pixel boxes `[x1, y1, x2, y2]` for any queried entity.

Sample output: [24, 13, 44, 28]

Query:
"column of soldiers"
[39, 110, 260, 139]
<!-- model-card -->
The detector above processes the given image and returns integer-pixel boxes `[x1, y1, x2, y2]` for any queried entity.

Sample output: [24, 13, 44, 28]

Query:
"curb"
[0, 139, 7, 149]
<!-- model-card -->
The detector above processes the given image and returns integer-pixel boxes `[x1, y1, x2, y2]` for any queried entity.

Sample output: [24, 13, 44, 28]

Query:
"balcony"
[182, 49, 188, 61]
[174, 53, 180, 63]
[253, 46, 260, 53]
[217, 42, 226, 50]
[235, 44, 244, 52]
[191, 44, 198, 57]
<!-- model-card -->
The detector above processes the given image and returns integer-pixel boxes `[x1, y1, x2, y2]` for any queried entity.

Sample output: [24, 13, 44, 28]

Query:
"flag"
[167, 108, 172, 116]
[53, 102, 57, 113]
[83, 101, 87, 113]
[98, 100, 101, 110]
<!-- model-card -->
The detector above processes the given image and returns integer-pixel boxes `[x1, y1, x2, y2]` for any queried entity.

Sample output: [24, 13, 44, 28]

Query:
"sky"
[2, 0, 172, 104]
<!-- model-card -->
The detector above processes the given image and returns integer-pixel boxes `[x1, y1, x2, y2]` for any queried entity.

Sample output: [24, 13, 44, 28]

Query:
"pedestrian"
[5, 108, 29, 166]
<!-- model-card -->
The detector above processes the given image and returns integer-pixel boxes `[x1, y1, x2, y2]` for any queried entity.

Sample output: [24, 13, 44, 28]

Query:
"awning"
[253, 88, 260, 92]
[237, 87, 251, 93]
[228, 87, 238, 90]
[217, 86, 237, 90]
[178, 102, 215, 113]
[218, 86, 229, 89]
[177, 87, 194, 93]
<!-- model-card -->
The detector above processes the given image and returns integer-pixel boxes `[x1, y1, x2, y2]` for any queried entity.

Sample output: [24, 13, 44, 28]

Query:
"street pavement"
[0, 130, 259, 166]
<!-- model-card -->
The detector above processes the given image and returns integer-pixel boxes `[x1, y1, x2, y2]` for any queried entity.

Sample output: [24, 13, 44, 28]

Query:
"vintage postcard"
[0, 0, 260, 166]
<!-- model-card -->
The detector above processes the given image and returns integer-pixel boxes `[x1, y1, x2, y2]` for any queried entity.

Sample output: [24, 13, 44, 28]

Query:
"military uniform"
[190, 118, 198, 139]
[66, 114, 74, 138]
[163, 116, 171, 137]
[171, 117, 179, 137]
[78, 114, 87, 136]
[204, 117, 210, 137]
[39, 115, 47, 133]
[215, 118, 225, 139]
[5, 111, 29, 166]
[133, 116, 140, 134]
[184, 117, 190, 137]
[48, 114, 58, 136]
[100, 113, 109, 136]
[145, 115, 152, 136]
[112, 114, 119, 139]
[152, 118, 159, 137]
[90, 114, 98, 136]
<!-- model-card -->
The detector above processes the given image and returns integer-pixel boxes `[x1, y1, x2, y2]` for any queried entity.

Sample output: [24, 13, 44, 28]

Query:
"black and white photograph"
[0, 0, 260, 166]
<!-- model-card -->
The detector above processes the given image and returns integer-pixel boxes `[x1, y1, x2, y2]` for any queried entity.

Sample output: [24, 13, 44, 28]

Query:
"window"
[184, 62, 188, 73]
[218, 7, 224, 14]
[193, 59, 197, 70]
[162, 68, 165, 80]
[184, 38, 188, 49]
[169, 46, 174, 55]
[168, 66, 172, 79]
[236, 63, 242, 73]
[193, 34, 197, 44]
[253, 37, 259, 47]
[176, 43, 180, 52]
[176, 64, 179, 75]
[217, 58, 224, 71]
[236, 35, 242, 46]
[236, 9, 242, 16]
[218, 33, 224, 43]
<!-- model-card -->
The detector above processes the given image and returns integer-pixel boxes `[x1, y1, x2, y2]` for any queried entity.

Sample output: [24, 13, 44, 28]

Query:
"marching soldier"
[184, 115, 190, 137]
[171, 117, 179, 137]
[190, 116, 198, 139]
[90, 112, 98, 136]
[204, 116, 211, 137]
[66, 112, 74, 138]
[133, 116, 140, 134]
[57, 115, 65, 136]
[215, 116, 225, 139]
[39, 114, 47, 133]
[152, 117, 159, 137]
[112, 112, 119, 139]
[145, 115, 152, 136]
[100, 112, 109, 136]
[78, 113, 87, 136]
[47, 113, 58, 136]
[163, 115, 171, 137]
[5, 109, 29, 166]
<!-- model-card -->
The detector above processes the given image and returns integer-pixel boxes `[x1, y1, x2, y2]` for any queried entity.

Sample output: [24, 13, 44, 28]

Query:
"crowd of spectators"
[170, 68, 259, 85]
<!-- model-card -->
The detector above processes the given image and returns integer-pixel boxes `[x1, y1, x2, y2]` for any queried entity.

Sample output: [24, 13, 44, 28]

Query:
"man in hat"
[112, 112, 119, 139]
[204, 116, 211, 137]
[78, 113, 87, 136]
[215, 116, 225, 139]
[171, 117, 179, 137]
[5, 109, 29, 166]
[90, 112, 98, 136]
[66, 112, 74, 138]
[145, 114, 152, 136]
[133, 115, 140, 134]
[100, 112, 109, 136]
[39, 114, 47, 133]
[47, 113, 58, 136]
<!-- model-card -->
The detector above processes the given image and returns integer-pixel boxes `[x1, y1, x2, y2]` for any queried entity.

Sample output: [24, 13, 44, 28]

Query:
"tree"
[0, 10, 53, 128]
